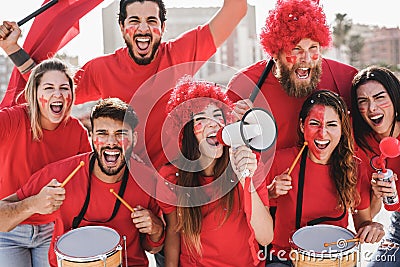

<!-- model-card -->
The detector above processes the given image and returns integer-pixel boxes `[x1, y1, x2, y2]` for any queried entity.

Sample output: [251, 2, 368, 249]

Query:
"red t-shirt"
[266, 147, 370, 259]
[0, 104, 91, 203]
[74, 25, 217, 169]
[17, 153, 161, 267]
[156, 164, 269, 267]
[355, 134, 400, 211]
[227, 58, 358, 150]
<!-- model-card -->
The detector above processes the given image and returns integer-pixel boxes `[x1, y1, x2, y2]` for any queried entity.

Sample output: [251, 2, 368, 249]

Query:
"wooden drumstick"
[324, 238, 360, 247]
[60, 161, 85, 188]
[109, 189, 134, 212]
[287, 142, 308, 175]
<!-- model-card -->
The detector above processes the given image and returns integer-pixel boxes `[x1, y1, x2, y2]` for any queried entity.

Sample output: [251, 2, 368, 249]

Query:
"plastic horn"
[109, 189, 134, 212]
[60, 161, 85, 188]
[287, 142, 308, 175]
[324, 238, 359, 247]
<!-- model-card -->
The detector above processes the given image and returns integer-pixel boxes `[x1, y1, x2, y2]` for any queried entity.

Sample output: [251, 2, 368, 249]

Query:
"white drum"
[289, 225, 359, 267]
[55, 226, 122, 267]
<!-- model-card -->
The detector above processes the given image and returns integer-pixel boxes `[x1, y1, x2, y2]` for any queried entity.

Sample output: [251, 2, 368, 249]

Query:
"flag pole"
[18, 0, 59, 26]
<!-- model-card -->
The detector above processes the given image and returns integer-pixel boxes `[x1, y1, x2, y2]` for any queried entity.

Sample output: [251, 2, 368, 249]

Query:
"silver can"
[378, 169, 399, 205]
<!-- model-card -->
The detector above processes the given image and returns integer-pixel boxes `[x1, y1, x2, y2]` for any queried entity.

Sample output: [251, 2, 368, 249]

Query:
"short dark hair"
[118, 0, 167, 25]
[90, 98, 138, 131]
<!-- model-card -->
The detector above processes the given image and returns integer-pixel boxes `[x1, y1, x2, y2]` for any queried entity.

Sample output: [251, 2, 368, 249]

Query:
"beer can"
[378, 169, 399, 205]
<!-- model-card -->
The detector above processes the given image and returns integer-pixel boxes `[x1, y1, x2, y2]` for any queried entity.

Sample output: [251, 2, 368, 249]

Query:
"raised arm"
[0, 21, 36, 75]
[208, 0, 247, 48]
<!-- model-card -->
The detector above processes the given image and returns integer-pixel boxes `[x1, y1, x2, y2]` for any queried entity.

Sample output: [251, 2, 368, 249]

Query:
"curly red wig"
[165, 76, 233, 137]
[260, 0, 331, 56]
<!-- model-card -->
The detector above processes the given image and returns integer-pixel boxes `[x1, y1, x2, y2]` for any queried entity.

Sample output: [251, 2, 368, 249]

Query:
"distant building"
[358, 26, 400, 68]
[326, 23, 400, 70]
[102, 2, 264, 86]
[0, 56, 15, 102]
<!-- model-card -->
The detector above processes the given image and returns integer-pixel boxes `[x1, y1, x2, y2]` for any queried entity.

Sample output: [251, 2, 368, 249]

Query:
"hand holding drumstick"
[267, 142, 308, 199]
[109, 189, 164, 245]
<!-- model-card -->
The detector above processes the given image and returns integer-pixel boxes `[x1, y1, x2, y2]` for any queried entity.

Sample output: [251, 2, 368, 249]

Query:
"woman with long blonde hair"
[0, 58, 91, 267]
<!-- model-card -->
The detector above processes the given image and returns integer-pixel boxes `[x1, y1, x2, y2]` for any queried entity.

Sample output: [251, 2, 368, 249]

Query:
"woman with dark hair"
[157, 77, 273, 266]
[267, 90, 384, 266]
[0, 58, 91, 266]
[351, 66, 400, 267]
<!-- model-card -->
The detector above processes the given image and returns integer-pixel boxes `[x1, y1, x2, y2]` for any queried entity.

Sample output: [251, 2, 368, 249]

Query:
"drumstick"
[109, 189, 134, 212]
[60, 161, 85, 188]
[287, 142, 308, 175]
[324, 238, 360, 247]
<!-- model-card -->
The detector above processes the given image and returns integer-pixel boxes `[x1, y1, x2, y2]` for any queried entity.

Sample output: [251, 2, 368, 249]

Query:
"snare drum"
[289, 225, 358, 267]
[55, 226, 122, 267]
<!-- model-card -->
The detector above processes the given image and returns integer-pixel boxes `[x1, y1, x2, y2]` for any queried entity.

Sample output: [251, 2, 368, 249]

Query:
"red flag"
[1, 0, 103, 108]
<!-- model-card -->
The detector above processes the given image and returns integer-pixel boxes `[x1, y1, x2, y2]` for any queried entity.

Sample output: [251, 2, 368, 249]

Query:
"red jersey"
[74, 25, 216, 169]
[156, 164, 269, 267]
[17, 153, 161, 267]
[266, 147, 370, 259]
[0, 104, 91, 203]
[227, 58, 358, 150]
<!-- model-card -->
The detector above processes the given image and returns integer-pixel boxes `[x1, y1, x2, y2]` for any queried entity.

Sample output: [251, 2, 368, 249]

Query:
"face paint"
[152, 27, 161, 36]
[125, 25, 138, 38]
[357, 81, 397, 138]
[194, 122, 203, 134]
[39, 95, 48, 109]
[311, 53, 319, 60]
[65, 93, 72, 106]
[286, 55, 297, 64]
[303, 104, 342, 164]
[118, 138, 131, 151]
[93, 137, 105, 151]
[304, 105, 326, 158]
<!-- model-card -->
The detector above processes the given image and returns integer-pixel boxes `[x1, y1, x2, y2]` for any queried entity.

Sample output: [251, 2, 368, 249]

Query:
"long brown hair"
[297, 90, 360, 211]
[175, 118, 237, 257]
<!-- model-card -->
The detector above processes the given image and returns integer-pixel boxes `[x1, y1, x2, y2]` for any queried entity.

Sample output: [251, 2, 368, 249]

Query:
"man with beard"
[0, 98, 164, 267]
[0, 0, 248, 169]
[227, 0, 358, 150]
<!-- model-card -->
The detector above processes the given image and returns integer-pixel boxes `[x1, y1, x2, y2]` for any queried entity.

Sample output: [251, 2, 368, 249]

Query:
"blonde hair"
[21, 58, 75, 141]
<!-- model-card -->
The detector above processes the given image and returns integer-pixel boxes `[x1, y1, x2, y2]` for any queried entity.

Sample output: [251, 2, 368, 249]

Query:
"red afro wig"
[165, 75, 233, 137]
[260, 0, 331, 56]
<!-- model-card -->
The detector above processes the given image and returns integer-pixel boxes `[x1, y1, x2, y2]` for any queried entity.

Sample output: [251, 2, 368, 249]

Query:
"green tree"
[347, 34, 364, 68]
[332, 13, 353, 60]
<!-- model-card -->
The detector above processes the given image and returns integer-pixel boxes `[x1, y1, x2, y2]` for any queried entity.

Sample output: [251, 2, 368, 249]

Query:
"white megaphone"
[216, 108, 277, 152]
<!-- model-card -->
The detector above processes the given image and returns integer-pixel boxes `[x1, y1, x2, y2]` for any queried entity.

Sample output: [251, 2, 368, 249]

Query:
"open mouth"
[103, 150, 121, 164]
[369, 114, 384, 125]
[295, 67, 310, 79]
[314, 139, 330, 150]
[135, 36, 151, 54]
[50, 101, 63, 114]
[206, 132, 220, 146]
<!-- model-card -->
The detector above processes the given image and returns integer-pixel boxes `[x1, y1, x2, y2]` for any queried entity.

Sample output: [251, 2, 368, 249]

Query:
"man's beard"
[275, 60, 322, 98]
[94, 146, 133, 176]
[125, 36, 161, 65]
